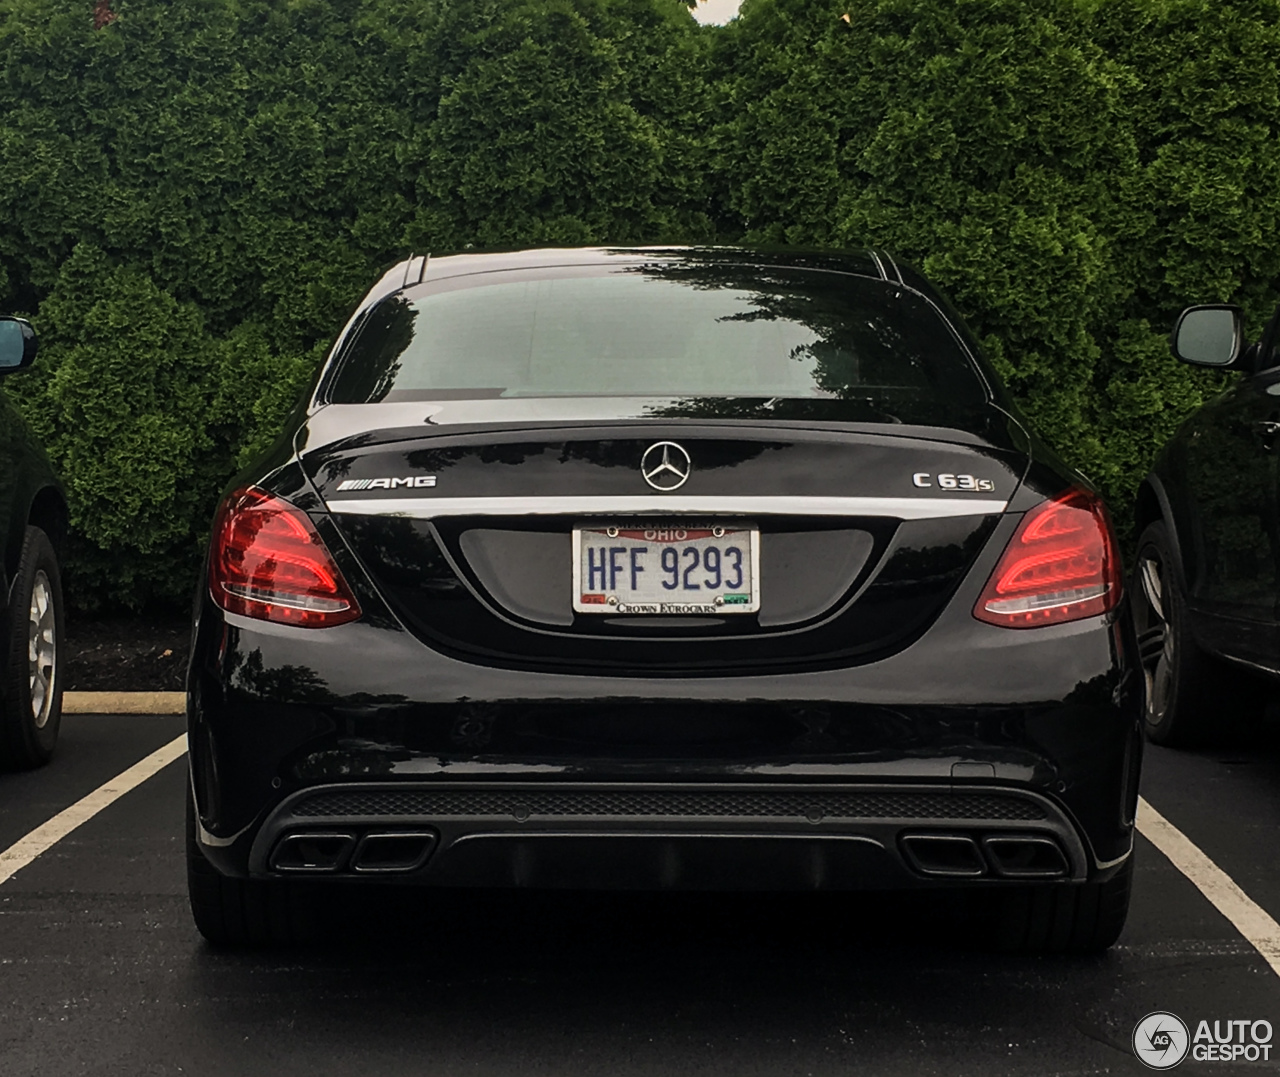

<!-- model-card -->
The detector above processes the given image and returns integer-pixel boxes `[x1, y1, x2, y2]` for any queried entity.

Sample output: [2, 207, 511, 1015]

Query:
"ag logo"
[1133, 1012, 1190, 1070]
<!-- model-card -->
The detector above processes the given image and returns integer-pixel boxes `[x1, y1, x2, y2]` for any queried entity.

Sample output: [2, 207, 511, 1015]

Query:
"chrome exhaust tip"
[350, 831, 437, 874]
[269, 831, 357, 873]
[980, 834, 1069, 878]
[900, 833, 987, 877]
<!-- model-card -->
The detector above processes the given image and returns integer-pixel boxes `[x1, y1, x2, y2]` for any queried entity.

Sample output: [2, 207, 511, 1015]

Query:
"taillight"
[208, 486, 361, 628]
[973, 488, 1121, 628]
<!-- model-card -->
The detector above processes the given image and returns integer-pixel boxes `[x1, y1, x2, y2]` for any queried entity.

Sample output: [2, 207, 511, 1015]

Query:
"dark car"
[186, 247, 1141, 952]
[1132, 303, 1280, 746]
[0, 317, 67, 769]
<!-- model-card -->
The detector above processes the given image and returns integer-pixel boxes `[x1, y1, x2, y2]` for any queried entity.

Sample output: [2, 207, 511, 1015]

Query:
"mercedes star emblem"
[640, 441, 692, 492]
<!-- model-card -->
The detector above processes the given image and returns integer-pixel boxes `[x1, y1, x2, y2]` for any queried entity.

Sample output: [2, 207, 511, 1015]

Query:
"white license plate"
[572, 522, 760, 614]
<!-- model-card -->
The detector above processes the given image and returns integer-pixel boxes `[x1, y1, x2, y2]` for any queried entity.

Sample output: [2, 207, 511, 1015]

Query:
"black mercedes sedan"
[0, 316, 66, 770]
[1132, 303, 1280, 746]
[186, 247, 1141, 952]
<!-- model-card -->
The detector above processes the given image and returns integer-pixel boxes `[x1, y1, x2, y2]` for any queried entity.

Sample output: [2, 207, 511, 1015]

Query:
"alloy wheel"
[27, 569, 55, 729]
[1135, 552, 1173, 724]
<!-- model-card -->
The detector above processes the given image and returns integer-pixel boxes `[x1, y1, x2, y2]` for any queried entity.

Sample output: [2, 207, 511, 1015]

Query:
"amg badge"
[335, 476, 437, 491]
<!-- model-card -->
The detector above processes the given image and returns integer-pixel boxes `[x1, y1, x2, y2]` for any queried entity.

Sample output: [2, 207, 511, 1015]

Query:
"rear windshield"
[326, 265, 990, 421]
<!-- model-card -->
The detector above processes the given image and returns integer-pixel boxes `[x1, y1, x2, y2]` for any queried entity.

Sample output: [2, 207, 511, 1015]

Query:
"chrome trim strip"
[190, 769, 255, 849]
[1094, 835, 1134, 871]
[447, 830, 886, 849]
[1221, 652, 1280, 679]
[324, 495, 1008, 521]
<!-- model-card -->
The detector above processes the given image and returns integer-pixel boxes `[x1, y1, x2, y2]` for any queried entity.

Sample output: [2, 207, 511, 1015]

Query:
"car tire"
[0, 525, 63, 770]
[1131, 519, 1247, 747]
[992, 858, 1133, 953]
[187, 791, 317, 947]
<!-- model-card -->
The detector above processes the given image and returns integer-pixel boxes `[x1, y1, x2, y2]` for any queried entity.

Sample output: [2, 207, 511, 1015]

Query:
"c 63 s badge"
[336, 475, 437, 491]
[912, 472, 995, 492]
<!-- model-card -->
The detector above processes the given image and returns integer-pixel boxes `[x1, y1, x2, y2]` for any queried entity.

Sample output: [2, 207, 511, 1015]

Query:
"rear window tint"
[327, 266, 989, 420]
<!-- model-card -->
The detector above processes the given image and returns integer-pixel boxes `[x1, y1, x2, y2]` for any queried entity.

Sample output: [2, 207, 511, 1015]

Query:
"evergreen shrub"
[0, 0, 1273, 606]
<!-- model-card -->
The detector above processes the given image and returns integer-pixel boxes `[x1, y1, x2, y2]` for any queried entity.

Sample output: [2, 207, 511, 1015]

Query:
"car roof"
[415, 245, 896, 285]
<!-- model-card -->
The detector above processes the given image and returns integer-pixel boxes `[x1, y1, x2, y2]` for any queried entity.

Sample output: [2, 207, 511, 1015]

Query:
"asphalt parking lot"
[3, 714, 1280, 1076]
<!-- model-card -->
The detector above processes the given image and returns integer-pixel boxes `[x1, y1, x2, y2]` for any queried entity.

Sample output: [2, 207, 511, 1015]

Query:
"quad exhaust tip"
[350, 832, 437, 874]
[268, 830, 438, 875]
[900, 832, 1069, 879]
[270, 831, 357, 873]
[900, 833, 987, 877]
[980, 834, 1069, 878]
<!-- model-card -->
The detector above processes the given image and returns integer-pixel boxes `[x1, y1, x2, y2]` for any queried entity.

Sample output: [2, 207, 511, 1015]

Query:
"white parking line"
[0, 734, 187, 887]
[63, 691, 185, 715]
[1138, 795, 1280, 977]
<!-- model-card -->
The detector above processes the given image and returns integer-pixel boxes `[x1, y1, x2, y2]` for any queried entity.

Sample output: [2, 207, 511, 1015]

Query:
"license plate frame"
[572, 521, 761, 615]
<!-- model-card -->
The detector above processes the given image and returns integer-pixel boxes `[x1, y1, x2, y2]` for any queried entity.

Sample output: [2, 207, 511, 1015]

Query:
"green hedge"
[0, 0, 1276, 608]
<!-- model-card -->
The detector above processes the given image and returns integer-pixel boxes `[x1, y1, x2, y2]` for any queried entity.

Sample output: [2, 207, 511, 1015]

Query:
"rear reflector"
[209, 486, 361, 628]
[974, 488, 1120, 628]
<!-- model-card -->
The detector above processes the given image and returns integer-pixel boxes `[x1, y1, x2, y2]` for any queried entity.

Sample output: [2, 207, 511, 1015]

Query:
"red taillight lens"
[208, 486, 361, 628]
[973, 488, 1121, 628]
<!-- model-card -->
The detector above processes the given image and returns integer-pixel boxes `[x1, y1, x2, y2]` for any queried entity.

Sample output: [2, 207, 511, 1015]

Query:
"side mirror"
[1170, 305, 1244, 368]
[0, 317, 37, 374]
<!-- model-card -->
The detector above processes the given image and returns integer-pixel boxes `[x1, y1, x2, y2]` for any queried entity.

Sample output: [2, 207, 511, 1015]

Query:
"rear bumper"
[221, 779, 1107, 890]
[187, 563, 1143, 887]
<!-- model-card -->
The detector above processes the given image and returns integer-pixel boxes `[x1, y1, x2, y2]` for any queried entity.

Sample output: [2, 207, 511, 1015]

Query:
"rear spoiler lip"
[297, 406, 1022, 457]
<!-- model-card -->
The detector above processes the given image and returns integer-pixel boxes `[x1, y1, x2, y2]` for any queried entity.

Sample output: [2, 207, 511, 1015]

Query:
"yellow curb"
[62, 691, 186, 715]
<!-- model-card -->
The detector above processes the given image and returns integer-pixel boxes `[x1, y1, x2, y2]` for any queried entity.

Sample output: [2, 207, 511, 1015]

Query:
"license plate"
[572, 522, 760, 614]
